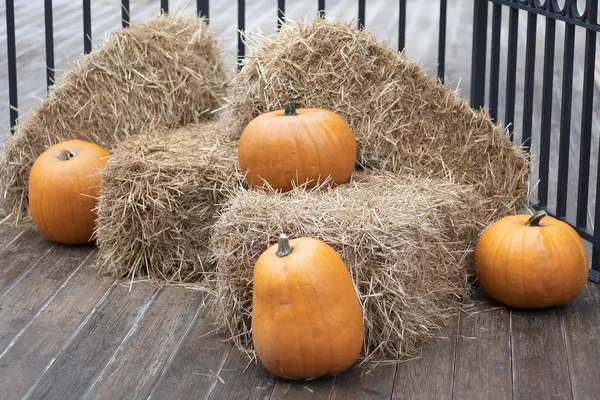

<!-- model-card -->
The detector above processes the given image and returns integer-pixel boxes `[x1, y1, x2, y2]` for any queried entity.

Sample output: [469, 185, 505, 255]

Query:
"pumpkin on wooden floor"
[252, 234, 364, 380]
[474, 210, 589, 309]
[238, 101, 356, 192]
[29, 139, 110, 245]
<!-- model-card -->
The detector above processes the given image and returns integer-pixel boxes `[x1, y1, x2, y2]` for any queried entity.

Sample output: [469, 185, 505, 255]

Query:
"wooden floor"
[1, 224, 600, 400]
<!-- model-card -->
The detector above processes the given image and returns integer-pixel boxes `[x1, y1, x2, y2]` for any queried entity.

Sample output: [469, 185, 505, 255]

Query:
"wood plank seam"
[0, 248, 94, 360]
[81, 287, 160, 399]
[509, 309, 515, 400]
[451, 311, 461, 399]
[0, 243, 56, 300]
[21, 280, 118, 400]
[559, 308, 576, 398]
[0, 228, 25, 252]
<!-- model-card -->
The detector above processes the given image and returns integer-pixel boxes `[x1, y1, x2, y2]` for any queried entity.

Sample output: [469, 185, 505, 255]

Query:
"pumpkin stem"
[283, 101, 298, 116]
[276, 233, 293, 257]
[57, 149, 74, 161]
[525, 210, 547, 227]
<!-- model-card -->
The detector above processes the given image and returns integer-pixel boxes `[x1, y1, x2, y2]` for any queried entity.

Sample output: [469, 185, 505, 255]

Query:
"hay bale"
[211, 171, 490, 361]
[0, 14, 228, 225]
[224, 17, 529, 219]
[95, 122, 239, 282]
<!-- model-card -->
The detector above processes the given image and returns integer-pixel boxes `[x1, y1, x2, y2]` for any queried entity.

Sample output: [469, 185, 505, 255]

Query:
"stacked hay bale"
[0, 15, 228, 225]
[95, 123, 239, 282]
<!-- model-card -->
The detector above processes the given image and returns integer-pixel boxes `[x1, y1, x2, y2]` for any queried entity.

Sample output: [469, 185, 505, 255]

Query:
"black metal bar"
[537, 17, 556, 208]
[83, 0, 91, 54]
[470, 0, 488, 109]
[358, 0, 365, 29]
[197, 0, 209, 20]
[504, 7, 519, 140]
[577, 1, 598, 229]
[318, 0, 325, 17]
[121, 0, 130, 28]
[594, 151, 600, 278]
[438, 0, 447, 82]
[531, 203, 594, 242]
[277, 0, 285, 30]
[6, 0, 18, 131]
[161, 0, 168, 13]
[44, 0, 55, 89]
[238, 0, 245, 69]
[488, 3, 501, 120]
[521, 12, 537, 154]
[398, 0, 406, 51]
[556, 23, 576, 219]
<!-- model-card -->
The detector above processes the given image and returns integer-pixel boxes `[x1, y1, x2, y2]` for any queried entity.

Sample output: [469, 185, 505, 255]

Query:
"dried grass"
[0, 14, 228, 225]
[224, 17, 530, 219]
[211, 170, 494, 361]
[95, 122, 240, 282]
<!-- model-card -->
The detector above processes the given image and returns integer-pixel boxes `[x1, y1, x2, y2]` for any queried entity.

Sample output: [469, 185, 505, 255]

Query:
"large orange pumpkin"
[252, 234, 364, 380]
[474, 210, 588, 309]
[29, 139, 110, 245]
[238, 101, 356, 192]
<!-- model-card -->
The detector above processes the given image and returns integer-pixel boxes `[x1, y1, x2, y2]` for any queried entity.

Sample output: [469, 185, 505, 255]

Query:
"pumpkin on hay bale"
[95, 122, 239, 282]
[0, 14, 228, 225]
[211, 171, 493, 361]
[224, 17, 530, 219]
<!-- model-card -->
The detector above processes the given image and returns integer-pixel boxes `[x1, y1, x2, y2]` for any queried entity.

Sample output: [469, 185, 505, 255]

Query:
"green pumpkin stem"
[284, 101, 298, 116]
[525, 210, 547, 227]
[276, 233, 293, 257]
[57, 149, 74, 161]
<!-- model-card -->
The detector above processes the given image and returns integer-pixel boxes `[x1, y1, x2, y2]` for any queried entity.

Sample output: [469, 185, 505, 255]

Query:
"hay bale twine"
[224, 17, 529, 219]
[211, 171, 490, 361]
[0, 14, 228, 225]
[95, 122, 239, 282]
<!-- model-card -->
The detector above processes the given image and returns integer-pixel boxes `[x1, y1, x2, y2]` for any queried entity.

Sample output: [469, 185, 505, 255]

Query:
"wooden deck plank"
[453, 309, 513, 400]
[511, 309, 573, 400]
[392, 315, 457, 400]
[207, 349, 276, 400]
[562, 284, 600, 400]
[270, 376, 335, 399]
[148, 301, 233, 400]
[24, 283, 156, 400]
[0, 224, 23, 247]
[0, 245, 94, 351]
[84, 286, 207, 400]
[0, 257, 113, 400]
[332, 363, 396, 400]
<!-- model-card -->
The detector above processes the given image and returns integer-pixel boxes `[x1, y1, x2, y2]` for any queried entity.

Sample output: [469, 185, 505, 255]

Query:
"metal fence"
[3, 0, 600, 282]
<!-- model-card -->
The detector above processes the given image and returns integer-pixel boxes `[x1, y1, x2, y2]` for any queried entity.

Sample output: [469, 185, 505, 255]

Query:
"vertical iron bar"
[398, 0, 406, 51]
[238, 0, 245, 69]
[504, 7, 519, 140]
[44, 0, 55, 89]
[83, 0, 91, 54]
[122, 0, 130, 28]
[521, 12, 537, 154]
[577, 1, 598, 229]
[438, 0, 447, 82]
[556, 23, 576, 218]
[161, 0, 168, 13]
[318, 0, 325, 17]
[278, 0, 285, 30]
[489, 3, 502, 121]
[358, 0, 365, 29]
[537, 18, 556, 207]
[6, 0, 18, 131]
[197, 0, 209, 20]
[470, 0, 488, 109]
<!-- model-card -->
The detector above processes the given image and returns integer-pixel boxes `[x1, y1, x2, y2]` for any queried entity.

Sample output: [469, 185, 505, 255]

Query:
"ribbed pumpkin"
[474, 210, 588, 309]
[29, 139, 110, 245]
[252, 234, 364, 380]
[238, 101, 356, 192]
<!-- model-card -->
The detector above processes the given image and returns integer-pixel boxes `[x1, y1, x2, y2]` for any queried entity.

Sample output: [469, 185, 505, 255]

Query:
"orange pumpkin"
[474, 210, 588, 309]
[252, 234, 364, 380]
[29, 139, 110, 245]
[238, 101, 356, 192]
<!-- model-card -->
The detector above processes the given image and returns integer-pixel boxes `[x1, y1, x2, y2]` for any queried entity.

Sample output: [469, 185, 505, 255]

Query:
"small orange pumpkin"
[238, 101, 356, 192]
[474, 210, 588, 309]
[29, 139, 110, 245]
[252, 234, 364, 380]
